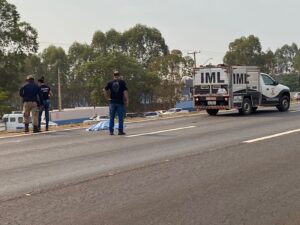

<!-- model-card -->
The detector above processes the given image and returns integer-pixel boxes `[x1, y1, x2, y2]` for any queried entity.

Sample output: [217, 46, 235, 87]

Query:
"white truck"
[193, 65, 290, 115]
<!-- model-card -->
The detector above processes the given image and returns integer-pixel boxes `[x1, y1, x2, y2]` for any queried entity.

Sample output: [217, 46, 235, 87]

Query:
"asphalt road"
[1, 104, 300, 225]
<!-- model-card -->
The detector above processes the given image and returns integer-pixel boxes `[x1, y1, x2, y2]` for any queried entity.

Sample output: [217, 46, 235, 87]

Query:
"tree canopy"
[0, 0, 38, 115]
[0, 0, 38, 55]
[223, 35, 264, 67]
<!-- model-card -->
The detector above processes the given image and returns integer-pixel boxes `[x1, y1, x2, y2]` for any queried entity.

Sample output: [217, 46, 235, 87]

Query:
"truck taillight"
[195, 97, 199, 101]
[225, 97, 228, 101]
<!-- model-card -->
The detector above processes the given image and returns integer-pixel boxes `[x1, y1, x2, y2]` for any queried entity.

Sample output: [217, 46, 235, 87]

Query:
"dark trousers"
[38, 99, 50, 130]
[109, 103, 125, 133]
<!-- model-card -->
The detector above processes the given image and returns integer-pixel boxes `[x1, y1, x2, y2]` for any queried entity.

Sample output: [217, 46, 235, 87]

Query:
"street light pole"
[203, 58, 213, 66]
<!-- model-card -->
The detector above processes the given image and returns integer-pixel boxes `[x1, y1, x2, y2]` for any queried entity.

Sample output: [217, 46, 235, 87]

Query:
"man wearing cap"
[103, 71, 129, 135]
[19, 75, 42, 133]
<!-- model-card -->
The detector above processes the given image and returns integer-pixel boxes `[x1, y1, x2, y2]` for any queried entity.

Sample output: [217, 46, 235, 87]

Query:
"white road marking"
[244, 128, 300, 143]
[126, 126, 196, 138]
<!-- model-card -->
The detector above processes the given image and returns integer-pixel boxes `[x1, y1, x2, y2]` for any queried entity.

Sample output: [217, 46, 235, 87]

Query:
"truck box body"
[193, 65, 290, 115]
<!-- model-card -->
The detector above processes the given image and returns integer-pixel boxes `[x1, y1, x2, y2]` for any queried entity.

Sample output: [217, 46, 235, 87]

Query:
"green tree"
[105, 29, 123, 53]
[22, 54, 44, 76]
[294, 50, 300, 72]
[91, 24, 169, 67]
[293, 50, 300, 85]
[223, 35, 264, 66]
[67, 42, 94, 106]
[275, 73, 300, 92]
[148, 50, 193, 108]
[91, 31, 107, 55]
[91, 29, 124, 56]
[76, 51, 147, 111]
[0, 0, 38, 55]
[123, 24, 169, 67]
[40, 46, 69, 109]
[0, 0, 38, 111]
[261, 49, 275, 74]
[0, 89, 9, 116]
[274, 43, 298, 74]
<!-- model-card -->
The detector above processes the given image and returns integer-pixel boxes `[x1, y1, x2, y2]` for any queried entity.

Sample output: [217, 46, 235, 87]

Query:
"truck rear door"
[193, 66, 230, 110]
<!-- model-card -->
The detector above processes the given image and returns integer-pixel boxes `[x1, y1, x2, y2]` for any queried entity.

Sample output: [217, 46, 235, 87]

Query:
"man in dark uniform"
[19, 75, 42, 133]
[38, 77, 53, 131]
[103, 71, 129, 135]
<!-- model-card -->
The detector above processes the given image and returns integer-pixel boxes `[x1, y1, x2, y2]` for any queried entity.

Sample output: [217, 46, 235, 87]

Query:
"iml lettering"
[201, 72, 225, 83]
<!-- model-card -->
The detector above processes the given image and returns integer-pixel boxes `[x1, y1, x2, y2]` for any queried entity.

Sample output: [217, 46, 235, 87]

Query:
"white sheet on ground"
[86, 120, 119, 131]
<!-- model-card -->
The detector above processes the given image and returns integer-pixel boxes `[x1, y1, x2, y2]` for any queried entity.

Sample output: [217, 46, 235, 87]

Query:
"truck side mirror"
[274, 80, 278, 86]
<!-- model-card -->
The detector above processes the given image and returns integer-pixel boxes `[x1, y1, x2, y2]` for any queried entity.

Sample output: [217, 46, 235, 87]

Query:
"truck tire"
[206, 109, 219, 116]
[276, 95, 290, 112]
[239, 98, 252, 115]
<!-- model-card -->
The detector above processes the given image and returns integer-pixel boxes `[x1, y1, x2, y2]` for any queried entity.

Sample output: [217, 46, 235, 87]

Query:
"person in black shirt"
[103, 71, 128, 135]
[38, 77, 53, 131]
[19, 75, 42, 133]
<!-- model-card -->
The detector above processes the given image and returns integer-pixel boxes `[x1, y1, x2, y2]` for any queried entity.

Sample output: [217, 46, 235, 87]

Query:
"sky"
[8, 0, 300, 65]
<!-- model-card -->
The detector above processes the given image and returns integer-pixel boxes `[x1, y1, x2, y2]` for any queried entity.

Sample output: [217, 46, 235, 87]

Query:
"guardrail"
[0, 122, 6, 132]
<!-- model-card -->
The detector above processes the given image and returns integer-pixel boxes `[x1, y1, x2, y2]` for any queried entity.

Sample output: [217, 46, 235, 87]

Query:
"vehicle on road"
[156, 110, 166, 115]
[162, 108, 189, 115]
[293, 92, 300, 101]
[193, 65, 290, 115]
[144, 111, 160, 119]
[126, 112, 145, 118]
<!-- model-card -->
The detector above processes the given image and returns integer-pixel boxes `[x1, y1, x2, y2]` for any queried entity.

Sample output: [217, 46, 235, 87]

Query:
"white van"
[2, 112, 29, 131]
[1, 112, 57, 132]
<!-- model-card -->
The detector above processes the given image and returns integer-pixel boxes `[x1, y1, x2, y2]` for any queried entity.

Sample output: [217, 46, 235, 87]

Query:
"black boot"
[118, 130, 126, 135]
[33, 126, 39, 133]
[24, 124, 29, 133]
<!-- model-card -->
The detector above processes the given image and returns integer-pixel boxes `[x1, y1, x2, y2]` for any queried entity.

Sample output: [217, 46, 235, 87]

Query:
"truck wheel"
[206, 109, 219, 116]
[276, 95, 290, 112]
[239, 98, 252, 115]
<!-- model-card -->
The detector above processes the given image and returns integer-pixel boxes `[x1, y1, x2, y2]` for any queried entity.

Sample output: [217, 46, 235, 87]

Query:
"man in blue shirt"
[19, 75, 42, 133]
[103, 71, 129, 135]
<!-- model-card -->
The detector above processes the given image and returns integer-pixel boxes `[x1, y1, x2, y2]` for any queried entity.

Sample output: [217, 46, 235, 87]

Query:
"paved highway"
[1, 104, 300, 225]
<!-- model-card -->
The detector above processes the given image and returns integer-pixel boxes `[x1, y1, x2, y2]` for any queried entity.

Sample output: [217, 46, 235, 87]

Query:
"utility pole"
[57, 67, 62, 111]
[188, 51, 201, 68]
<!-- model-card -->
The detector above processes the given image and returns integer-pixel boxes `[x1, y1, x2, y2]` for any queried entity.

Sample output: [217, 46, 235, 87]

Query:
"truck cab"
[260, 73, 290, 110]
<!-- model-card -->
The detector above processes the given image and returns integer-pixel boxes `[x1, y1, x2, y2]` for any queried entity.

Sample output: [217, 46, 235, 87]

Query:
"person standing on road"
[19, 75, 42, 133]
[103, 71, 129, 135]
[38, 77, 53, 131]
